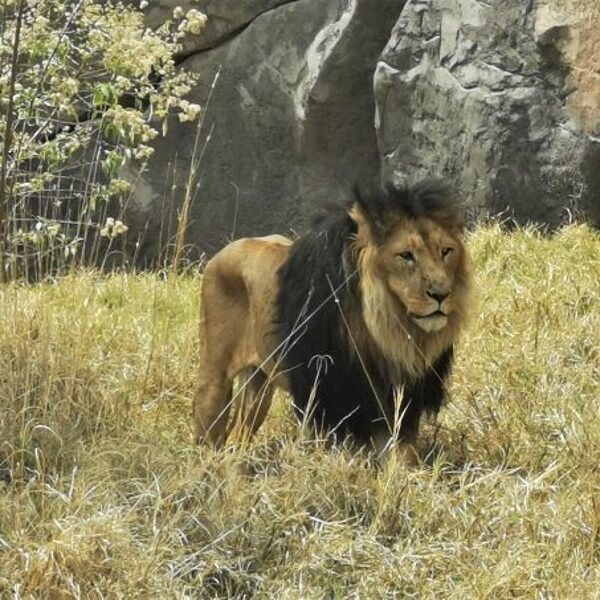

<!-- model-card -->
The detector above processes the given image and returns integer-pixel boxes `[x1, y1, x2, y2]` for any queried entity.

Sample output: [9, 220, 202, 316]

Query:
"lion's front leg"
[371, 430, 419, 468]
[395, 439, 419, 467]
[375, 385, 428, 468]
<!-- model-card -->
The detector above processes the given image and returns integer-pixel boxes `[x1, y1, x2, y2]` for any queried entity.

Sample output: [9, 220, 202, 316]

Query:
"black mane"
[355, 179, 463, 240]
[276, 207, 389, 441]
[276, 182, 454, 444]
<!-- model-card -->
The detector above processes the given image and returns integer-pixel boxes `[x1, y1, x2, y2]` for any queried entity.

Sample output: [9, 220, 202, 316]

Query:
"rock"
[374, 0, 600, 226]
[131, 0, 404, 261]
[141, 0, 293, 56]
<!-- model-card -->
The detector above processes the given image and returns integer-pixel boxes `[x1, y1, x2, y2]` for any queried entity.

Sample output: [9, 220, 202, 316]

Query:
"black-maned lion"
[194, 179, 471, 465]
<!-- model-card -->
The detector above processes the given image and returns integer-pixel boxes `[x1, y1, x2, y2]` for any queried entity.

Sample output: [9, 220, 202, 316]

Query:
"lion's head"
[350, 180, 470, 376]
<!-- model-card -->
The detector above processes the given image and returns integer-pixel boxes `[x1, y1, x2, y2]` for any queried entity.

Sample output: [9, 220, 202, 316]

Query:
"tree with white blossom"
[0, 0, 205, 280]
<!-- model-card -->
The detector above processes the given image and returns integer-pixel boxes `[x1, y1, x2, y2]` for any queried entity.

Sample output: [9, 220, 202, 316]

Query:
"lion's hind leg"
[194, 235, 289, 449]
[228, 368, 275, 443]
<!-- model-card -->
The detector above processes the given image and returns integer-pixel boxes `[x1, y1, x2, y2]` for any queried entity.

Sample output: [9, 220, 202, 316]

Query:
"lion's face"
[379, 218, 465, 333]
[351, 200, 468, 337]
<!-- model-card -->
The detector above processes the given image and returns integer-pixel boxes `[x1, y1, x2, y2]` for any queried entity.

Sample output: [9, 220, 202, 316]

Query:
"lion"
[193, 179, 471, 465]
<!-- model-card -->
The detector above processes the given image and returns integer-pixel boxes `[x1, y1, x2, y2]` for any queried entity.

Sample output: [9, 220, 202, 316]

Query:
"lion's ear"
[350, 185, 387, 244]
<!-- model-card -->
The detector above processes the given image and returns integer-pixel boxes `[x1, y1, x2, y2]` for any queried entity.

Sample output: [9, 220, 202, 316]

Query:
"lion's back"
[205, 234, 292, 292]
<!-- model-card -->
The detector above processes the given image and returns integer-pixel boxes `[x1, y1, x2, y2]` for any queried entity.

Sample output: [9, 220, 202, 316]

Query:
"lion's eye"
[397, 251, 415, 263]
[441, 247, 453, 259]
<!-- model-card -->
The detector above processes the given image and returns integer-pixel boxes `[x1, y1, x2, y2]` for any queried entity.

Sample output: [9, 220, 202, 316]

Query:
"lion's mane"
[276, 180, 465, 443]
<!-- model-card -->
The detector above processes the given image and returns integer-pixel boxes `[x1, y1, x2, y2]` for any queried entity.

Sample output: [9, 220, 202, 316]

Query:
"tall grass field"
[0, 225, 599, 597]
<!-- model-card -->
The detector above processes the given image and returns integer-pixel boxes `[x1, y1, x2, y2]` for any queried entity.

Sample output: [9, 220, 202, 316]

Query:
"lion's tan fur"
[349, 205, 470, 380]
[194, 235, 292, 445]
[357, 246, 469, 379]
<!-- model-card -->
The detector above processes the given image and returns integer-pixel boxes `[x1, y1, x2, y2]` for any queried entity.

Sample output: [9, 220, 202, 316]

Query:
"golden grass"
[1, 225, 599, 597]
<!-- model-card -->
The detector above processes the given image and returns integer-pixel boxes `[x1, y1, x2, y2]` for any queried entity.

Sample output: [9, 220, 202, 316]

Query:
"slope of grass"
[0, 225, 599, 597]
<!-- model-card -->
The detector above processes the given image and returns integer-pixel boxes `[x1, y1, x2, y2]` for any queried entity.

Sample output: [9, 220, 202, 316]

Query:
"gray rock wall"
[129, 0, 599, 263]
[133, 0, 404, 261]
[374, 0, 600, 225]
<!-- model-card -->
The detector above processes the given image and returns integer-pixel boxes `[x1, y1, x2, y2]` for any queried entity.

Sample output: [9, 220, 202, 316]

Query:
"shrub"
[0, 0, 205, 280]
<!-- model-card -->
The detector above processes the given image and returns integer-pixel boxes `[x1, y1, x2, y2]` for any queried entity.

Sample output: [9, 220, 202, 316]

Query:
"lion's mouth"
[411, 310, 447, 320]
[409, 310, 449, 333]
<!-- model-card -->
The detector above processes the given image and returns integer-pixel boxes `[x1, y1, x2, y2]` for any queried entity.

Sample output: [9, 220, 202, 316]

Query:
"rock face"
[129, 0, 599, 263]
[143, 1, 295, 56]
[374, 0, 600, 225]
[133, 0, 404, 261]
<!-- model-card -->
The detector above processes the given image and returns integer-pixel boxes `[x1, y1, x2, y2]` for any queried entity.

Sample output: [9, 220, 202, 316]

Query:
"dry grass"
[0, 224, 599, 597]
[546, 0, 599, 16]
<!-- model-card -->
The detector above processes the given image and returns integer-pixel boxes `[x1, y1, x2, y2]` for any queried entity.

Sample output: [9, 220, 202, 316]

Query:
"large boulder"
[374, 0, 600, 225]
[131, 0, 404, 261]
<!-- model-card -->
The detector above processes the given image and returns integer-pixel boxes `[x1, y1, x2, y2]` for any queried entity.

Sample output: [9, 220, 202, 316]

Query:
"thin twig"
[0, 0, 25, 283]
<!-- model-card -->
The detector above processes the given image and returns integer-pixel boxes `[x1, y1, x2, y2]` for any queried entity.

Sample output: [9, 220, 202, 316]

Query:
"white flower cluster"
[177, 99, 201, 122]
[178, 9, 207, 35]
[100, 218, 128, 239]
[35, 221, 61, 237]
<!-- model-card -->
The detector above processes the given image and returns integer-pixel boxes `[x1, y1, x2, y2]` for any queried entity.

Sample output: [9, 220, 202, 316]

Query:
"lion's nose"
[426, 289, 449, 304]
